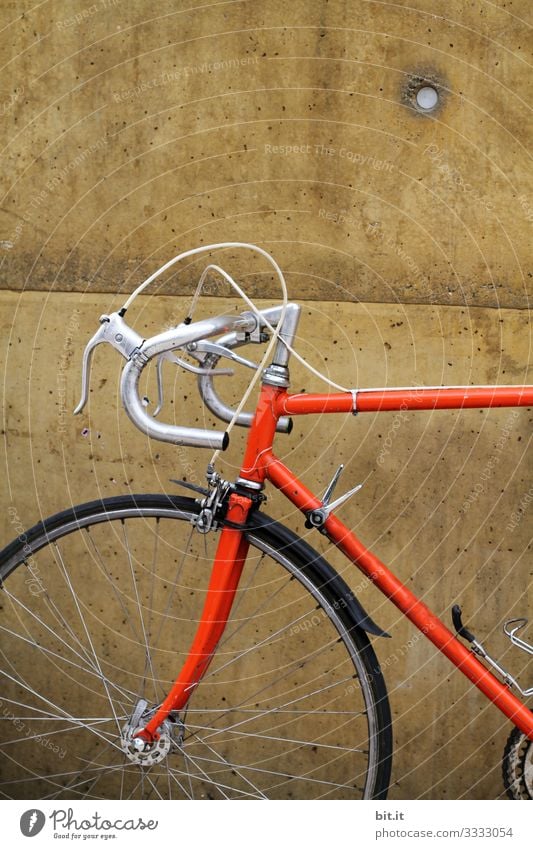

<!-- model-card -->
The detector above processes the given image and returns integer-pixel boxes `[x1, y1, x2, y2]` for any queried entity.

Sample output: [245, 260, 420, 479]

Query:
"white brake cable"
[123, 242, 287, 310]
[191, 262, 350, 392]
[122, 242, 349, 465]
[193, 263, 285, 467]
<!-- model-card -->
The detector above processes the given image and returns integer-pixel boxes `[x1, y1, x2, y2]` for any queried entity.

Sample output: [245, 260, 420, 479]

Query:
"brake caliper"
[194, 466, 233, 534]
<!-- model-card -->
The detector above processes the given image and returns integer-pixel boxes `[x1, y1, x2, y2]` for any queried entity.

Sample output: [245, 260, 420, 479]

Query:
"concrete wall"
[1, 0, 531, 799]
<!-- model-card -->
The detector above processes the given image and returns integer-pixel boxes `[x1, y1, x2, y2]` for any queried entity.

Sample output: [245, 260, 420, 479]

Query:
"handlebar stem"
[196, 304, 301, 433]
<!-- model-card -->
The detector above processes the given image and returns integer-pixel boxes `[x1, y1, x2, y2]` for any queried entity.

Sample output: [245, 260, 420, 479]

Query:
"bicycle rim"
[0, 494, 391, 800]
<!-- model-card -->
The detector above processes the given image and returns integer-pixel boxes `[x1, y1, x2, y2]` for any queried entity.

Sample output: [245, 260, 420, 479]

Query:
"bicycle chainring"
[502, 725, 533, 799]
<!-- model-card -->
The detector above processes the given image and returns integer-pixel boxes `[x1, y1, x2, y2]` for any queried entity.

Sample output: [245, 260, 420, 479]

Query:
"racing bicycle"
[1, 242, 532, 801]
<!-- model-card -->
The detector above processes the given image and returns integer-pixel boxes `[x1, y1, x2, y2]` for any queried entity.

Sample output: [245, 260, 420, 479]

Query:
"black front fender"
[246, 510, 390, 638]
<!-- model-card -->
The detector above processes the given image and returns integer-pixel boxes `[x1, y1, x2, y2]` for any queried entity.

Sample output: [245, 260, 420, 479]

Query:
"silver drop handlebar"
[74, 303, 300, 450]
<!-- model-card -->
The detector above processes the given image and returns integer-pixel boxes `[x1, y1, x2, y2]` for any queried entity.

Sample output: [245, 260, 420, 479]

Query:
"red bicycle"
[1, 243, 532, 800]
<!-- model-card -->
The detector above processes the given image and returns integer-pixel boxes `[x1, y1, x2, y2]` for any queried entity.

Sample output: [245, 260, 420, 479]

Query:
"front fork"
[137, 381, 285, 744]
[137, 491, 253, 743]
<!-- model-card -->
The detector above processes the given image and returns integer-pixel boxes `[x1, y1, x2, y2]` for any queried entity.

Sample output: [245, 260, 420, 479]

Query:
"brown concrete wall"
[1, 0, 532, 799]
[0, 0, 532, 307]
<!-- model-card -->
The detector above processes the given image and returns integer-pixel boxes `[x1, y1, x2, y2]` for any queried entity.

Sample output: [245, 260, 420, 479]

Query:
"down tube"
[265, 454, 533, 740]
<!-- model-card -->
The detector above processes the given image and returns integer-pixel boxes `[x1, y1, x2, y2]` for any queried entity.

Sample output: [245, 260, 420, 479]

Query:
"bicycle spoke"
[199, 604, 323, 683]
[143, 772, 166, 800]
[187, 751, 363, 793]
[185, 722, 368, 755]
[0, 693, 127, 725]
[178, 706, 196, 799]
[166, 767, 193, 799]
[148, 522, 196, 656]
[51, 543, 125, 733]
[121, 521, 159, 704]
[182, 675, 363, 793]
[2, 591, 102, 678]
[142, 519, 160, 700]
[0, 669, 124, 752]
[0, 622, 137, 705]
[178, 748, 243, 799]
[184, 726, 268, 800]
[165, 762, 258, 798]
[1, 717, 122, 748]
[201, 671, 361, 736]
[31, 579, 100, 674]
[195, 625, 352, 735]
[42, 753, 128, 800]
[84, 528, 144, 646]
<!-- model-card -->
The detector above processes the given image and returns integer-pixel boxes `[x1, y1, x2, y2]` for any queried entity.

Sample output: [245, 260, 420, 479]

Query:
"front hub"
[120, 700, 185, 766]
[120, 727, 172, 766]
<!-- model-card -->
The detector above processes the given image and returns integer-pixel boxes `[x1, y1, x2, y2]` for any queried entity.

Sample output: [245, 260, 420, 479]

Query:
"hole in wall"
[402, 70, 446, 116]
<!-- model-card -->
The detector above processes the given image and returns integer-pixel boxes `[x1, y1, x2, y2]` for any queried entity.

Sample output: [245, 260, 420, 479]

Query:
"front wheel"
[0, 494, 392, 800]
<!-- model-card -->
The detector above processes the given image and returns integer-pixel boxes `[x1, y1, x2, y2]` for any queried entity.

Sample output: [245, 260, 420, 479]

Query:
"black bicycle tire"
[0, 493, 393, 799]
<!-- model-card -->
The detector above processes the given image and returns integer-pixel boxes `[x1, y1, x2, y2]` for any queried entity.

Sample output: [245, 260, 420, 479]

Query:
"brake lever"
[153, 352, 233, 417]
[186, 340, 259, 370]
[74, 313, 144, 415]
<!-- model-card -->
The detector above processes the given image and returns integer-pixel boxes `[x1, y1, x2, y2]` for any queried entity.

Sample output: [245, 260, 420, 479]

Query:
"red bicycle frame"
[139, 382, 533, 743]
